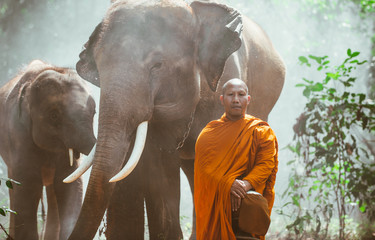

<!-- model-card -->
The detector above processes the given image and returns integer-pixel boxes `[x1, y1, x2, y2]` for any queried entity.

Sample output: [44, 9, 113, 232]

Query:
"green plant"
[282, 49, 375, 239]
[0, 177, 19, 240]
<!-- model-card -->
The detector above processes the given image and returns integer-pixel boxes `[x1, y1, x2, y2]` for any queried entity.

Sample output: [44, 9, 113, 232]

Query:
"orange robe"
[194, 114, 278, 240]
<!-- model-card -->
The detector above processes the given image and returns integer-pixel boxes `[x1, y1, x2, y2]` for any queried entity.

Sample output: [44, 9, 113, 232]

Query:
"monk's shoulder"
[243, 115, 267, 128]
[204, 118, 225, 129]
[244, 114, 265, 123]
[253, 124, 277, 143]
[197, 119, 222, 139]
[242, 115, 275, 139]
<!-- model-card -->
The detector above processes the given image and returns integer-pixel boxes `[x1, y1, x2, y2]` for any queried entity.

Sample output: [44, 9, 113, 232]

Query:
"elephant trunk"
[67, 129, 128, 239]
[68, 87, 151, 239]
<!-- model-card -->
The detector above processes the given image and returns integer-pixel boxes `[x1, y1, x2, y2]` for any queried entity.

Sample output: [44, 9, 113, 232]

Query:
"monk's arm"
[243, 125, 277, 193]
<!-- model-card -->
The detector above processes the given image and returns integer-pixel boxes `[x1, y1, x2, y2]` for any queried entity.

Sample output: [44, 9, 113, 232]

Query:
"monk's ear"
[220, 95, 224, 105]
[247, 95, 251, 103]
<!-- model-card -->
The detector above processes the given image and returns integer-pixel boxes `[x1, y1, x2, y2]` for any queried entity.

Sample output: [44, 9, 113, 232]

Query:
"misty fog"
[0, 0, 372, 239]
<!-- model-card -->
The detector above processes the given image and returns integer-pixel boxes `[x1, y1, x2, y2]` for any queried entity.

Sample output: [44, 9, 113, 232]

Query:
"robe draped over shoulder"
[194, 114, 278, 240]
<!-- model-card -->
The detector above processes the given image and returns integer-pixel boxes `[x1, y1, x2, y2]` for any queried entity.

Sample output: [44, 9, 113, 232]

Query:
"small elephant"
[68, 0, 285, 239]
[0, 60, 96, 240]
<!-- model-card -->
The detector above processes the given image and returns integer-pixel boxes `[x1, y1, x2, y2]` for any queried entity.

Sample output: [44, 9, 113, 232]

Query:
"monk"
[194, 78, 278, 240]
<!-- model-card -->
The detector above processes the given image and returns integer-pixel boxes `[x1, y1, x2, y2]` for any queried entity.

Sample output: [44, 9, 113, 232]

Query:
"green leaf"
[351, 51, 360, 58]
[326, 72, 340, 80]
[347, 48, 352, 57]
[287, 145, 297, 153]
[292, 196, 300, 207]
[328, 88, 336, 94]
[309, 55, 322, 64]
[342, 92, 350, 99]
[302, 78, 313, 84]
[0, 208, 5, 216]
[303, 88, 311, 98]
[359, 204, 366, 213]
[362, 117, 368, 129]
[358, 60, 367, 65]
[343, 80, 353, 87]
[295, 83, 306, 87]
[359, 94, 366, 103]
[310, 83, 324, 92]
[6, 180, 13, 189]
[299, 56, 309, 66]
[287, 159, 295, 166]
[324, 76, 331, 84]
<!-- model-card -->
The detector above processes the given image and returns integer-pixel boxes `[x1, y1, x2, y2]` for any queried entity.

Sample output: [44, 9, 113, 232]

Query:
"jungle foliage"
[282, 50, 375, 239]
[0, 178, 19, 240]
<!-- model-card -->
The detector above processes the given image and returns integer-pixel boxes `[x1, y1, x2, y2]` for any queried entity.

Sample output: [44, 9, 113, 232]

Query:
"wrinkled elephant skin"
[0, 60, 96, 240]
[69, 0, 285, 239]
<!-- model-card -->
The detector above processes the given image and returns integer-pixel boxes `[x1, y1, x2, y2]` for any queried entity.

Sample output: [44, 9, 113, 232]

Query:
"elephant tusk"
[69, 148, 74, 166]
[63, 144, 96, 183]
[109, 121, 148, 183]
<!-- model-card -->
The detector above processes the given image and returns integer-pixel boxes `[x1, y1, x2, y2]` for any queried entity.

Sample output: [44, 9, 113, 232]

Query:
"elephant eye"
[49, 109, 61, 125]
[151, 62, 162, 71]
[50, 111, 58, 120]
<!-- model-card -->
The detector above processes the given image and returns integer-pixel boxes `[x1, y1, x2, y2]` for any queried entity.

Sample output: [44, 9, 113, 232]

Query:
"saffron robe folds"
[194, 114, 278, 239]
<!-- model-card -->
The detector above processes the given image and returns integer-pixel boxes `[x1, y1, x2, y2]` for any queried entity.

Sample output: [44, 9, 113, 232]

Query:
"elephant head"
[18, 65, 97, 165]
[68, 0, 242, 238]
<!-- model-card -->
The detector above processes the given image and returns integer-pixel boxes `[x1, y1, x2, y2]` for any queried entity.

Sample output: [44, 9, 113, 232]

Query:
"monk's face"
[220, 81, 251, 121]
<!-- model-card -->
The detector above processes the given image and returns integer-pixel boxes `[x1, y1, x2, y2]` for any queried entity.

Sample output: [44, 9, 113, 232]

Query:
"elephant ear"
[18, 82, 30, 118]
[29, 70, 63, 102]
[76, 22, 102, 87]
[191, 1, 243, 92]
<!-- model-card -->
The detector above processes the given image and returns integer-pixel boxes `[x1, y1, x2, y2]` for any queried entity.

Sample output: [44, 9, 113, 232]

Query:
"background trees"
[284, 50, 375, 239]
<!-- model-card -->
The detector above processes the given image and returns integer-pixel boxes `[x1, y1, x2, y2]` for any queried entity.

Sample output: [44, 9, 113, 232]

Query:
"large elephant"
[67, 0, 285, 239]
[0, 60, 96, 240]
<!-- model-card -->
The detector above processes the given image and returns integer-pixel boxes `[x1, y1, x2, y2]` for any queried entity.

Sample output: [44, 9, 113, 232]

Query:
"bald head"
[222, 78, 248, 95]
[220, 78, 251, 121]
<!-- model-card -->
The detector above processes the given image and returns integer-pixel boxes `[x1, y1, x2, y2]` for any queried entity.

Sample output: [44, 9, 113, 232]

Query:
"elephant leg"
[106, 155, 145, 240]
[144, 149, 183, 240]
[180, 159, 196, 240]
[10, 172, 43, 240]
[54, 173, 83, 240]
[43, 185, 60, 240]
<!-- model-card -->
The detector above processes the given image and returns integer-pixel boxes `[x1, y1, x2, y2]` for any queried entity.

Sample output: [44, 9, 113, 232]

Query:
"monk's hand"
[231, 193, 242, 212]
[243, 180, 253, 192]
[230, 179, 247, 211]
